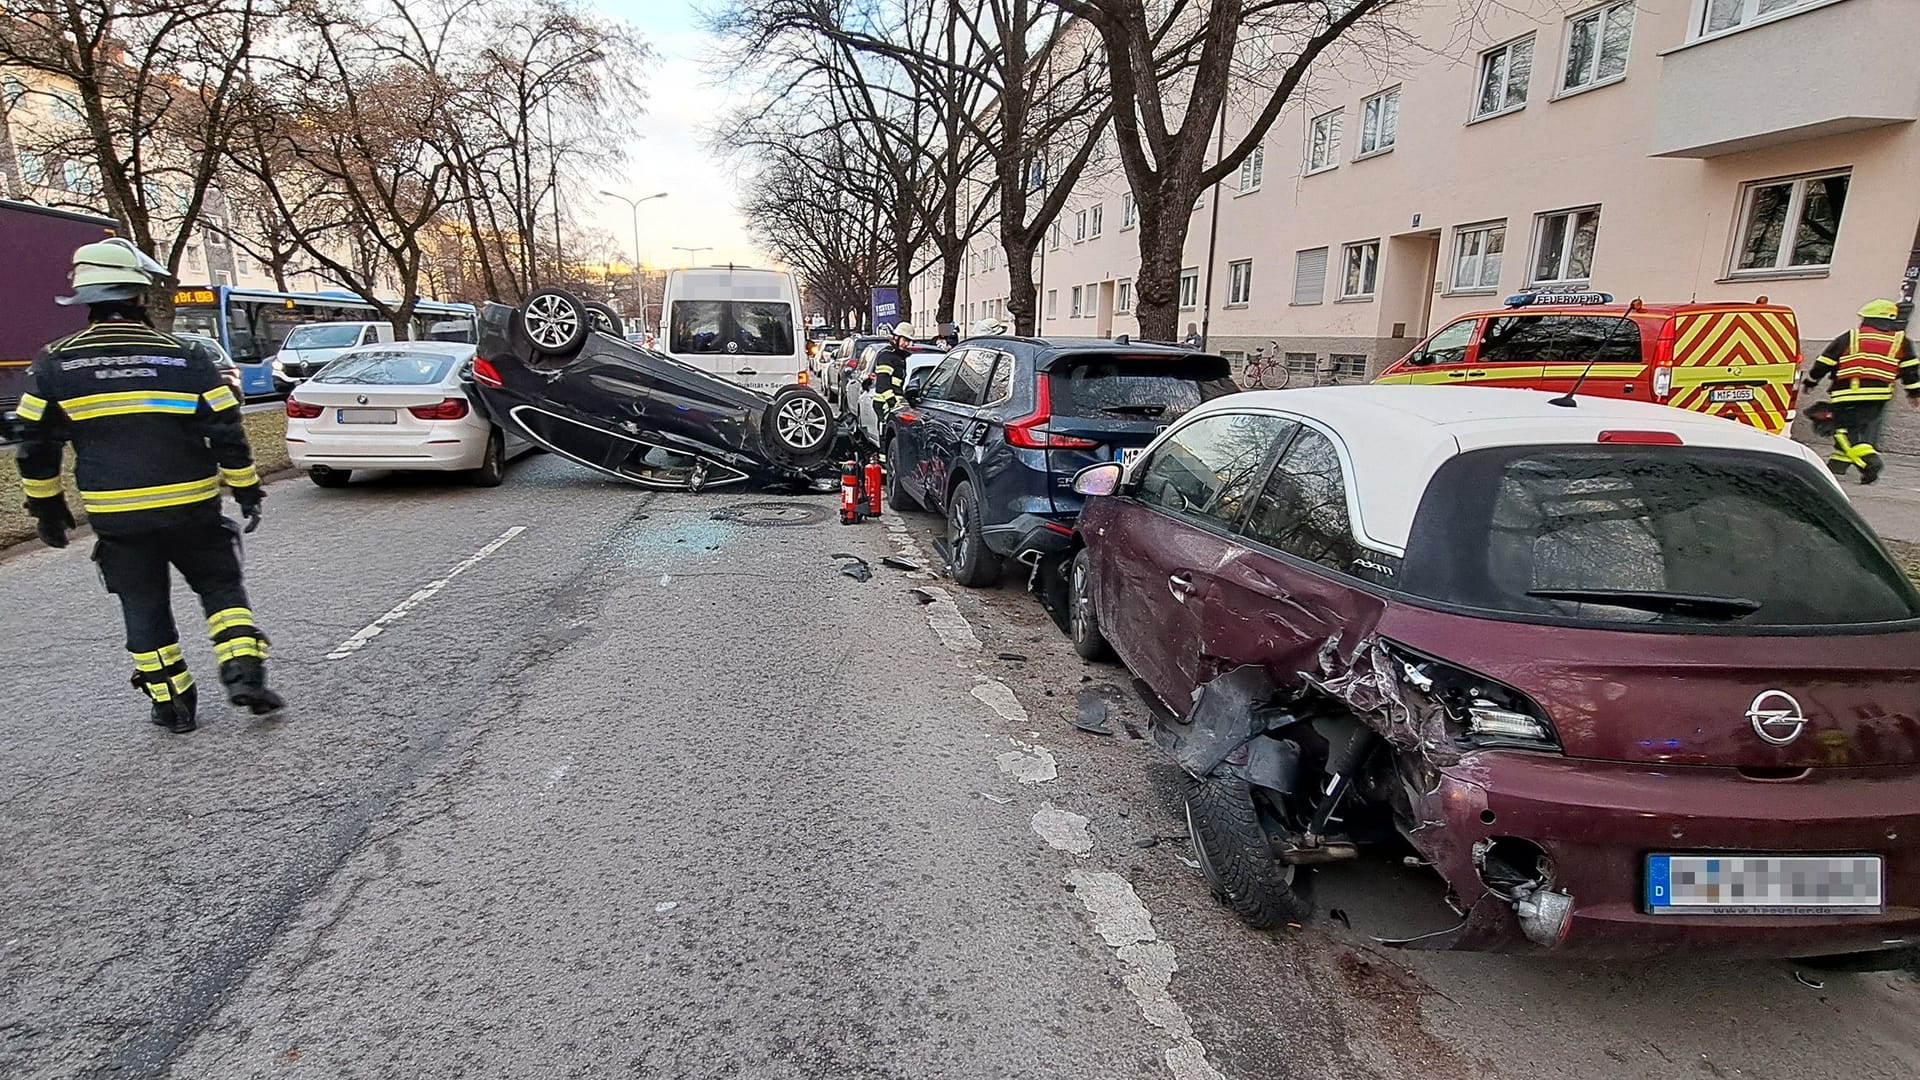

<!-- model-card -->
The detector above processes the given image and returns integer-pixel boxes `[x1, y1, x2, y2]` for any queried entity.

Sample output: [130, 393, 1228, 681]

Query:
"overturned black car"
[471, 289, 841, 490]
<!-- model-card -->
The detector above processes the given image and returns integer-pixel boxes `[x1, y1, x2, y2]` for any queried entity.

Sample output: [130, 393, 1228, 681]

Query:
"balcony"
[1649, 0, 1919, 158]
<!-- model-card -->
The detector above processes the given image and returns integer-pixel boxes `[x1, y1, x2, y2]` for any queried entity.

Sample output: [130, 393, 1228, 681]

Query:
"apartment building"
[915, 0, 1920, 442]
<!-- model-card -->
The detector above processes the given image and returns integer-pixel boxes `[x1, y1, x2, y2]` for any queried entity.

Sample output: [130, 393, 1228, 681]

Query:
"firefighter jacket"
[14, 317, 260, 537]
[870, 344, 910, 414]
[1807, 326, 1920, 404]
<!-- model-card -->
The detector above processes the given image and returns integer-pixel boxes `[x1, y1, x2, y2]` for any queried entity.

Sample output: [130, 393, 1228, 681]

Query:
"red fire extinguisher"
[864, 461, 883, 517]
[840, 461, 860, 525]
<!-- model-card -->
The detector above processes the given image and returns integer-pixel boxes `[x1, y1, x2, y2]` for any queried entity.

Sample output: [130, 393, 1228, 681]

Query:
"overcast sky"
[584, 0, 767, 270]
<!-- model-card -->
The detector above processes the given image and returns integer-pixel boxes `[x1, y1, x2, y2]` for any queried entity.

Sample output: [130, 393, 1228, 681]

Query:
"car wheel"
[1068, 547, 1113, 661]
[517, 288, 590, 357]
[883, 437, 920, 512]
[583, 301, 624, 338]
[470, 429, 506, 487]
[945, 479, 1003, 588]
[764, 386, 835, 467]
[308, 467, 350, 488]
[1185, 774, 1312, 930]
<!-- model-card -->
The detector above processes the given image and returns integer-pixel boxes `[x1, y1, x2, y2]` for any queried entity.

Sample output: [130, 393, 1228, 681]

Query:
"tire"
[945, 479, 1004, 587]
[470, 429, 506, 487]
[583, 301, 624, 338]
[308, 467, 350, 488]
[517, 288, 590, 357]
[883, 437, 920, 512]
[1068, 547, 1114, 661]
[763, 385, 835, 467]
[1185, 774, 1312, 930]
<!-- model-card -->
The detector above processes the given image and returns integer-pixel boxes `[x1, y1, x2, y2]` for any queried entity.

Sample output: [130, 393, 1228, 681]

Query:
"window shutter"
[1293, 248, 1329, 305]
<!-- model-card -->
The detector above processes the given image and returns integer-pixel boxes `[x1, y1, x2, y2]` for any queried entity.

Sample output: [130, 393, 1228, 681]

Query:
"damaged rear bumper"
[1402, 751, 1920, 958]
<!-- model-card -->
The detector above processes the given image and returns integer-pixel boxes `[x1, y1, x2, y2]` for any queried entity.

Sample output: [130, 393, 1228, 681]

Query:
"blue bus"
[169, 286, 477, 397]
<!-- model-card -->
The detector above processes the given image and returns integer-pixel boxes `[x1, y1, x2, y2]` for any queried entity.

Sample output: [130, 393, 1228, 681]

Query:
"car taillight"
[471, 357, 505, 388]
[1392, 646, 1560, 752]
[408, 399, 470, 420]
[1652, 322, 1677, 400]
[1005, 377, 1100, 450]
[285, 399, 323, 419]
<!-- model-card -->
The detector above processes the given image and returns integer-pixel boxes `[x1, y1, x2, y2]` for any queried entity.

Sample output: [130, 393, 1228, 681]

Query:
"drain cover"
[708, 502, 834, 527]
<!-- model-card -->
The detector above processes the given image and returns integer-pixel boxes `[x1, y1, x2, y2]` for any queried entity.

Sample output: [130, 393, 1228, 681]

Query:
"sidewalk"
[1847, 454, 1920, 545]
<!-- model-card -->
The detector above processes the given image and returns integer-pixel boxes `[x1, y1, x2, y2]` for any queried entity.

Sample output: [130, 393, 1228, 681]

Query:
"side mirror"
[1406, 349, 1431, 367]
[1072, 461, 1124, 497]
[903, 383, 925, 405]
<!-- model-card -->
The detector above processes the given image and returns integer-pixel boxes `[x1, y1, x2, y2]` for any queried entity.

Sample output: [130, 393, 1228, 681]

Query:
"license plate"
[1708, 386, 1757, 403]
[1646, 854, 1883, 915]
[336, 408, 397, 425]
[1117, 447, 1145, 467]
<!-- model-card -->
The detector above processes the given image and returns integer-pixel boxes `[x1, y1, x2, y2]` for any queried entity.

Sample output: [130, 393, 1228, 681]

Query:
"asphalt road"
[1, 454, 1916, 1079]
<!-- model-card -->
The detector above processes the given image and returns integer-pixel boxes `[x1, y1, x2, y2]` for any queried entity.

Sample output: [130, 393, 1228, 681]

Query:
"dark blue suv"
[885, 336, 1237, 586]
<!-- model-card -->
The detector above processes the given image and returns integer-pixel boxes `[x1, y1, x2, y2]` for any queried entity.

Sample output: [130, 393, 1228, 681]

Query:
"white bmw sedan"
[284, 342, 531, 488]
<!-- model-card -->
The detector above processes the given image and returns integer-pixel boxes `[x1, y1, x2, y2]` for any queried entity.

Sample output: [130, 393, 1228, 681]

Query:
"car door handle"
[735, 368, 756, 376]
[1168, 573, 1196, 602]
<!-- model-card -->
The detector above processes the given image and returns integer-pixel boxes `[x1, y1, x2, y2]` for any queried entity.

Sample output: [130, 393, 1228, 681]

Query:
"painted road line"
[325, 526, 527, 660]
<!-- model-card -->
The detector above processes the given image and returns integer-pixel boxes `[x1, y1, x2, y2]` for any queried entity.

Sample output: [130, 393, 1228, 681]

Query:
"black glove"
[232, 485, 265, 533]
[25, 496, 75, 549]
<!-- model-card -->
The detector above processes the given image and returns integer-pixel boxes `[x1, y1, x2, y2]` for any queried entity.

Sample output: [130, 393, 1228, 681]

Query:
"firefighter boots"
[149, 686, 198, 734]
[221, 657, 285, 715]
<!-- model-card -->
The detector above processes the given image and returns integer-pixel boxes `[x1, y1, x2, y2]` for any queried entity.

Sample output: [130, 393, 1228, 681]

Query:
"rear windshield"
[1048, 355, 1237, 421]
[1477, 314, 1641, 366]
[670, 300, 795, 356]
[1401, 446, 1920, 629]
[312, 350, 460, 385]
[284, 324, 364, 349]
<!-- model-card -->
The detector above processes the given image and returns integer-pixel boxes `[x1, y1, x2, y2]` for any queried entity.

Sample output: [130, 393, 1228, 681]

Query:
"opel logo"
[1747, 690, 1807, 746]
[355, 394, 368, 405]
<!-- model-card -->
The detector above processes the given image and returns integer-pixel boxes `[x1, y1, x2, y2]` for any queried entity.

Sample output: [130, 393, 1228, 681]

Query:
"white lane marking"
[325, 526, 527, 660]
[970, 677, 1028, 723]
[1031, 803, 1092, 856]
[1065, 870, 1228, 1080]
[996, 740, 1058, 784]
[918, 585, 981, 652]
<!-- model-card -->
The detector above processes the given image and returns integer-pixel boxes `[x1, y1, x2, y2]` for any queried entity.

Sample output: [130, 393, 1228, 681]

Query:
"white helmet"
[890, 322, 919, 340]
[972, 317, 1007, 337]
[57, 237, 168, 306]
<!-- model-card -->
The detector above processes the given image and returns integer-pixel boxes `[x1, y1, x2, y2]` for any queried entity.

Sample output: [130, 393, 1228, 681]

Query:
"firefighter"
[14, 238, 283, 734]
[868, 322, 918, 421]
[1802, 299, 1920, 485]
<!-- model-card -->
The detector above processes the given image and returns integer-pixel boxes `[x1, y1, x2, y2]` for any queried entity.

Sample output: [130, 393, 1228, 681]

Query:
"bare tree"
[1047, 0, 1407, 340]
[0, 0, 264, 326]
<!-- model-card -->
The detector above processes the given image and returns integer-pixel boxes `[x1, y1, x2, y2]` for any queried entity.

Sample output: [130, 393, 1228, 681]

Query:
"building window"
[1049, 222, 1062, 250]
[1307, 109, 1342, 173]
[1075, 209, 1087, 242]
[1090, 204, 1103, 238]
[1294, 247, 1329, 305]
[1329, 354, 1369, 382]
[1530, 206, 1601, 284]
[1474, 35, 1534, 120]
[234, 250, 252, 276]
[1117, 278, 1133, 313]
[186, 244, 203, 270]
[1238, 145, 1264, 192]
[50, 94, 83, 124]
[18, 151, 48, 186]
[1563, 2, 1634, 93]
[1342, 241, 1379, 299]
[1122, 193, 1137, 229]
[1071, 286, 1084, 317]
[1179, 267, 1199, 310]
[1697, 0, 1820, 40]
[1358, 88, 1399, 157]
[1046, 289, 1058, 318]
[1733, 170, 1848, 274]
[1451, 221, 1507, 291]
[1227, 259, 1253, 305]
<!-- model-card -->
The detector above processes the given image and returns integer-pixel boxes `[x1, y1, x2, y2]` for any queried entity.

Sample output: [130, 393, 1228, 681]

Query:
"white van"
[659, 267, 806, 393]
[271, 321, 396, 389]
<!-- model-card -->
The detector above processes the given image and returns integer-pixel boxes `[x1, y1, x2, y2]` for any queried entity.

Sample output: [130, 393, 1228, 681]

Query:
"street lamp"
[600, 189, 668, 329]
[673, 245, 713, 266]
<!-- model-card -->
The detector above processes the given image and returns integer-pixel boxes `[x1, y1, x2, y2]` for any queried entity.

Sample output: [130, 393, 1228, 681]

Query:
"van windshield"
[284, 324, 364, 349]
[669, 301, 795, 356]
[1401, 446, 1920, 629]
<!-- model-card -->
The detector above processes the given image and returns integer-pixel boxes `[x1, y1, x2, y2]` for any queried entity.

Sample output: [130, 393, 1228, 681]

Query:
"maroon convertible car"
[1067, 385, 1920, 966]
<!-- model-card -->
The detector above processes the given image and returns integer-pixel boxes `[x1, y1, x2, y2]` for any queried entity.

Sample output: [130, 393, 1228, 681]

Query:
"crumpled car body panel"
[473, 301, 840, 489]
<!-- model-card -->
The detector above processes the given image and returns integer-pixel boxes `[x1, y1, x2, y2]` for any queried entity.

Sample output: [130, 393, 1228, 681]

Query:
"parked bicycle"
[1241, 341, 1289, 389]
